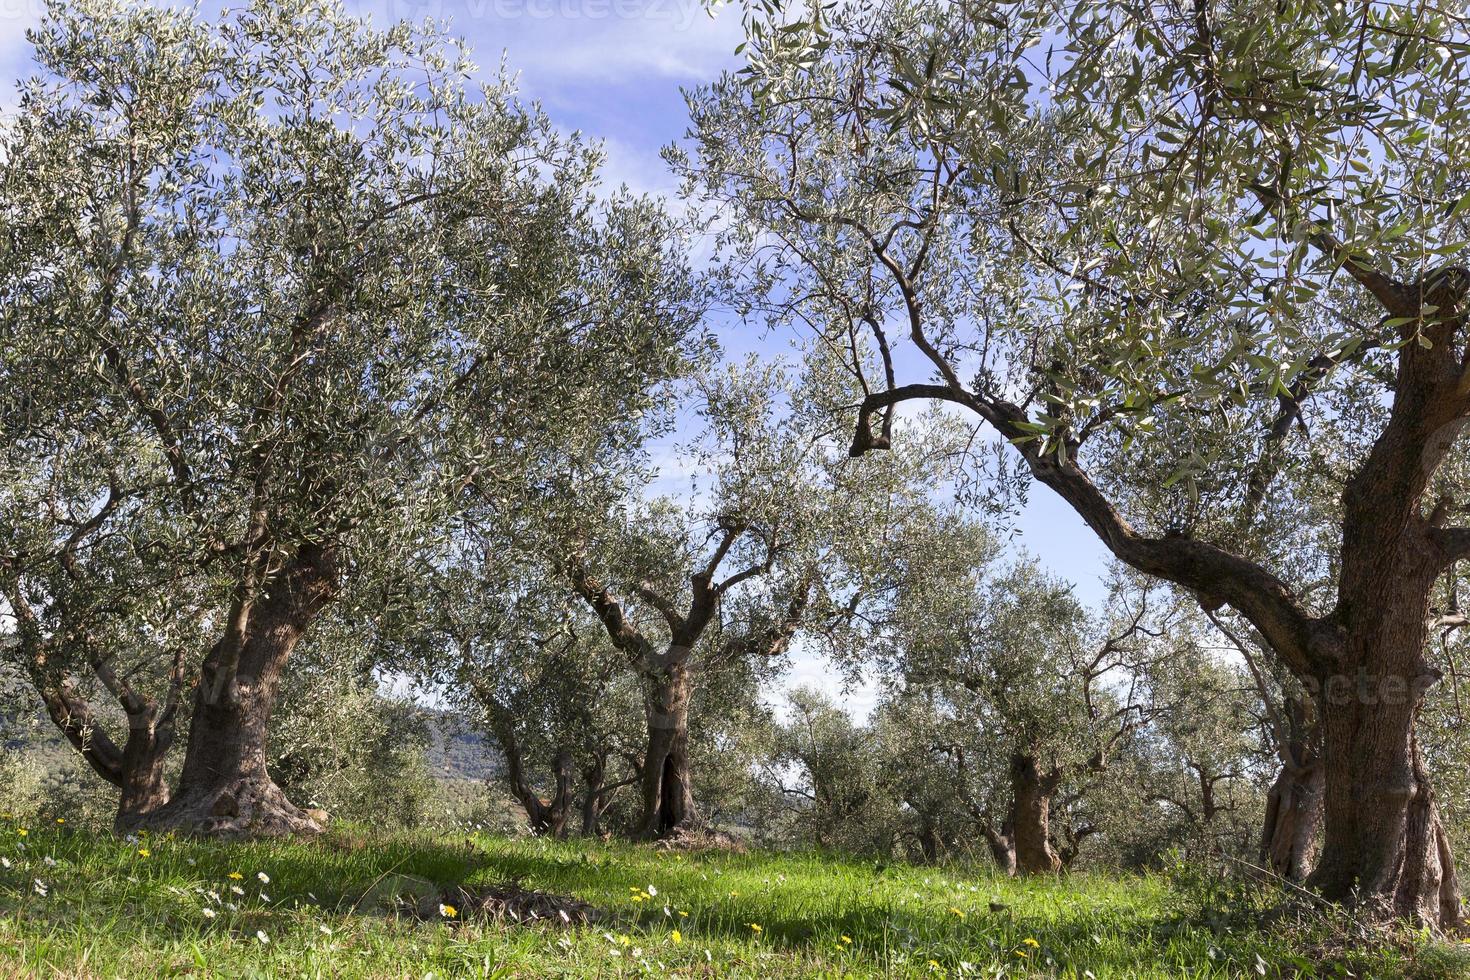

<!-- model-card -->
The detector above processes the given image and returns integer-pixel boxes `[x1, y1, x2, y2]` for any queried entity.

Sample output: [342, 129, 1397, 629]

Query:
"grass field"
[0, 815, 1466, 978]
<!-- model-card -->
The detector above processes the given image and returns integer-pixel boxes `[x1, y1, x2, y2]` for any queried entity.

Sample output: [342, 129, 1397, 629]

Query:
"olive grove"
[2, 0, 1469, 946]
[680, 0, 1470, 927]
[0, 0, 696, 835]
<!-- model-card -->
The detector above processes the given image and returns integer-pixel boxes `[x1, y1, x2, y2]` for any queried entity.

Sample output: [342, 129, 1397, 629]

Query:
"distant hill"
[3, 684, 503, 788]
[422, 711, 504, 783]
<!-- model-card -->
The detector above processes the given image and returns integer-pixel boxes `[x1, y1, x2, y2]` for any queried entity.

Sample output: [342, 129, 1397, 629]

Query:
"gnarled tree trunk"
[580, 755, 607, 836]
[1260, 758, 1323, 882]
[497, 722, 575, 837]
[1307, 465, 1463, 929]
[136, 545, 336, 837]
[1009, 753, 1063, 875]
[1259, 701, 1323, 882]
[980, 820, 1017, 875]
[115, 709, 176, 830]
[4, 575, 184, 832]
[636, 659, 695, 839]
[1308, 632, 1459, 926]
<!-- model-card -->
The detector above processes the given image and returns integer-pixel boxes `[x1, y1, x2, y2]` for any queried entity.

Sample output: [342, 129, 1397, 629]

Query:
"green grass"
[0, 816, 1465, 978]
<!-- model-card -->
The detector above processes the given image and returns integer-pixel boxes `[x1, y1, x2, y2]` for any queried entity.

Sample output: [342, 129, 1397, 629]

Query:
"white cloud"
[777, 648, 881, 723]
[349, 0, 742, 84]
[0, 0, 43, 106]
[595, 133, 679, 198]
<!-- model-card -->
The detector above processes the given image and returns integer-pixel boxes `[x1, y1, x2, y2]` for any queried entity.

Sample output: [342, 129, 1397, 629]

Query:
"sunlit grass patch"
[0, 818, 1465, 978]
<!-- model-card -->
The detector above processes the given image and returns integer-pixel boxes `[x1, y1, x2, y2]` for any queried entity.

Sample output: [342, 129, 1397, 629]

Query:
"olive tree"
[887, 554, 1165, 874]
[403, 542, 649, 838]
[0, 0, 694, 834]
[555, 363, 835, 838]
[682, 0, 1470, 926]
[1137, 636, 1274, 869]
[553, 360, 950, 837]
[268, 617, 436, 829]
[763, 687, 906, 856]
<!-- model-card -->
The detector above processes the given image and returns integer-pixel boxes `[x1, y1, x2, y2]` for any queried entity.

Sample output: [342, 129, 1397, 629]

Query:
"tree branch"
[1433, 527, 1470, 570]
[852, 384, 1324, 676]
[561, 553, 656, 663]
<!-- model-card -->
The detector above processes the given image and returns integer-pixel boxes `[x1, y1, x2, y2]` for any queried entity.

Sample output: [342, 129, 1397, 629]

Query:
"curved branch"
[561, 553, 656, 663]
[1433, 527, 1470, 570]
[852, 384, 1324, 676]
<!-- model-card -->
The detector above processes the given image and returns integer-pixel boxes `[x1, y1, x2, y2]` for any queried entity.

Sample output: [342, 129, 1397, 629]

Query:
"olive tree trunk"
[135, 546, 336, 837]
[636, 659, 695, 839]
[496, 721, 575, 837]
[1307, 609, 1459, 925]
[1008, 753, 1063, 875]
[980, 821, 1018, 876]
[114, 710, 175, 830]
[1259, 707, 1323, 882]
[580, 756, 607, 836]
[1260, 760, 1323, 882]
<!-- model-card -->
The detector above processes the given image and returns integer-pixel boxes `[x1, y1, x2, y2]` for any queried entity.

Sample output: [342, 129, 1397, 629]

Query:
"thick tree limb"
[852, 384, 1323, 676]
[718, 569, 817, 664]
[1, 579, 128, 787]
[1433, 527, 1470, 569]
[633, 581, 685, 633]
[561, 553, 657, 663]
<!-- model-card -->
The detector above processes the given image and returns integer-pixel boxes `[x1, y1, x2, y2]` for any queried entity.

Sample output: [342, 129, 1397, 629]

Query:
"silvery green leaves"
[680, 0, 1470, 544]
[0, 0, 702, 829]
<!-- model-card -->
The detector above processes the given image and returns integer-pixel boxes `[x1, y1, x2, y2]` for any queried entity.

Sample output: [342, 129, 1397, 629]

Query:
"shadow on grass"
[463, 840, 1233, 976]
[0, 824, 491, 938]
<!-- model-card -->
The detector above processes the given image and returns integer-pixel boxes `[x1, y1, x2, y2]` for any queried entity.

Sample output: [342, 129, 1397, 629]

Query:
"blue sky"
[0, 0, 1111, 716]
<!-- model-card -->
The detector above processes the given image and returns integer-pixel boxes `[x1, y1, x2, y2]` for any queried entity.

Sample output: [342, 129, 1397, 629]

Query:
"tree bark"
[1260, 757, 1323, 882]
[1009, 753, 1063, 875]
[1258, 700, 1323, 882]
[636, 659, 695, 839]
[580, 756, 606, 836]
[980, 821, 1017, 876]
[134, 545, 336, 837]
[1307, 614, 1460, 926]
[1310, 469, 1461, 924]
[916, 826, 941, 863]
[496, 720, 575, 837]
[114, 709, 175, 831]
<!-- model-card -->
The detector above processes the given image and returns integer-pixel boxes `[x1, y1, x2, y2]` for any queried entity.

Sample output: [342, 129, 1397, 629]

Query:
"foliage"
[0, 0, 702, 820]
[269, 665, 437, 831]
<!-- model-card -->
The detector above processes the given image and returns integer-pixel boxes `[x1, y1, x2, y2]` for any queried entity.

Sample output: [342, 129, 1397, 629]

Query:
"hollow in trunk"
[636, 662, 695, 839]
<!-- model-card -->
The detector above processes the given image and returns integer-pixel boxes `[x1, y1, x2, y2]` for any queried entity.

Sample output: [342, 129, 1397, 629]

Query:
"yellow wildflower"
[948, 906, 965, 918]
[137, 848, 150, 857]
[228, 872, 243, 880]
[1023, 938, 1040, 948]
[16, 829, 27, 837]
[840, 935, 852, 944]
[748, 923, 762, 934]
[439, 903, 458, 919]
[671, 929, 683, 944]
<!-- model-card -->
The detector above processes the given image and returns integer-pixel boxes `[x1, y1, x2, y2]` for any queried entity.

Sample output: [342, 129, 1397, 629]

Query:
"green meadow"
[1, 820, 1465, 979]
